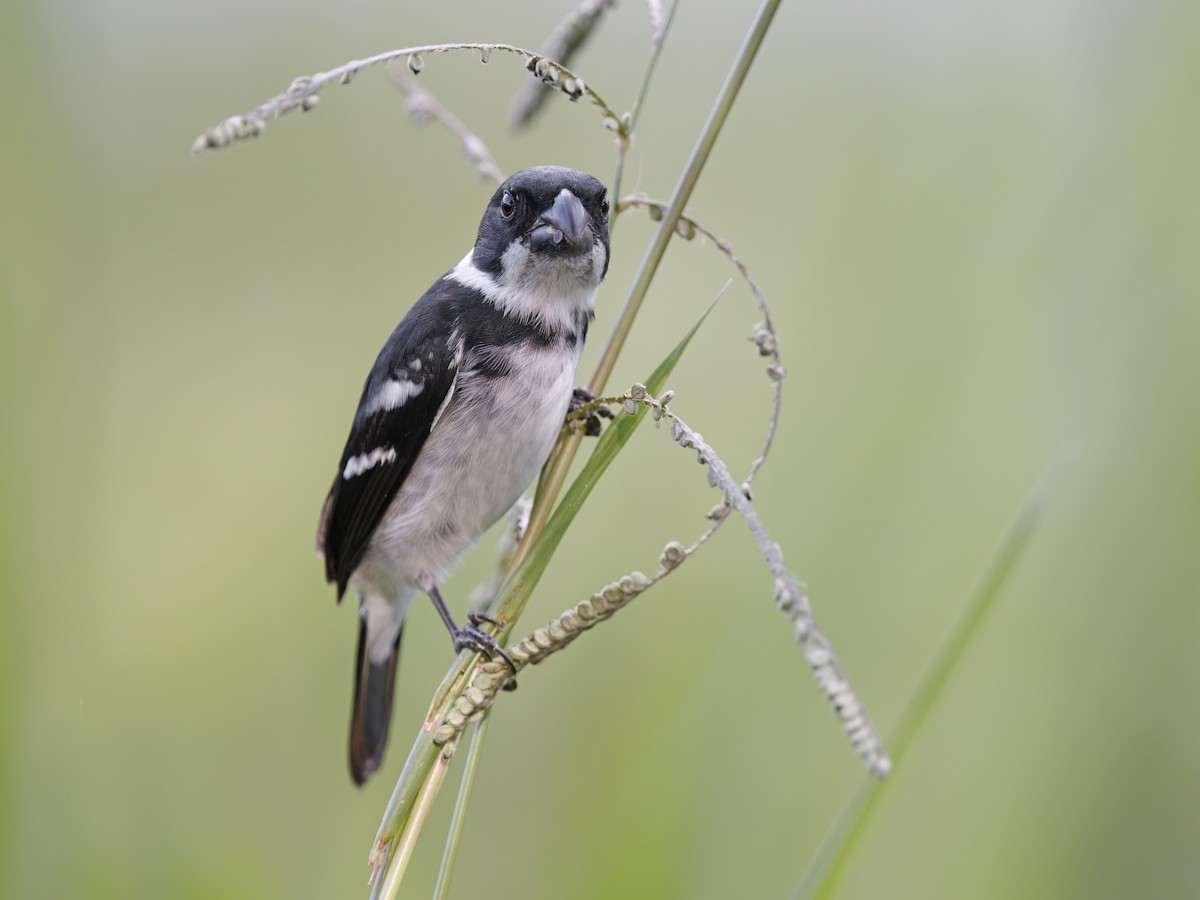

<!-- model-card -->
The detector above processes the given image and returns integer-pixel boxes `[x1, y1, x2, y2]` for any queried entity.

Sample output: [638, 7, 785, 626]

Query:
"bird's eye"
[599, 193, 610, 218]
[500, 192, 516, 218]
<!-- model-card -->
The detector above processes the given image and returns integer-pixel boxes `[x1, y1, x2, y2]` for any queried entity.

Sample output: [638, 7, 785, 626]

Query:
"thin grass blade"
[794, 447, 1072, 900]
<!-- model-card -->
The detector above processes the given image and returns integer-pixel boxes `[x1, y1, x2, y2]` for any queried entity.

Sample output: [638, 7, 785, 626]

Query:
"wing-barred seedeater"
[316, 166, 612, 785]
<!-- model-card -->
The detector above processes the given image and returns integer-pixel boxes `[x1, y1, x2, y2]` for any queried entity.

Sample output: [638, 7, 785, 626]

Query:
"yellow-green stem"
[376, 749, 450, 900]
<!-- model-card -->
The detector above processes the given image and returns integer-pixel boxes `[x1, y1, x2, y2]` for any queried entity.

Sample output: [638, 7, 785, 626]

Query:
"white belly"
[364, 340, 580, 590]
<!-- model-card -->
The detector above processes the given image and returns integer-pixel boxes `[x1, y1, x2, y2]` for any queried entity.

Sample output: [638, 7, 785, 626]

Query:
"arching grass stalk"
[191, 42, 627, 156]
[793, 447, 1073, 899]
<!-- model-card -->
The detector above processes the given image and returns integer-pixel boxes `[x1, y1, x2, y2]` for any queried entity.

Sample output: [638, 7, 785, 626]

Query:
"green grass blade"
[794, 447, 1072, 900]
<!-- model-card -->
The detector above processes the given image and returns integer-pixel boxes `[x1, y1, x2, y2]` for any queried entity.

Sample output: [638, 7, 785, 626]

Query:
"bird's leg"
[428, 586, 518, 678]
[569, 386, 614, 437]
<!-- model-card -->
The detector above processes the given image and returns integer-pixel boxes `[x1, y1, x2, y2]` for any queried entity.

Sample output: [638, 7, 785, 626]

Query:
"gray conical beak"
[537, 189, 588, 247]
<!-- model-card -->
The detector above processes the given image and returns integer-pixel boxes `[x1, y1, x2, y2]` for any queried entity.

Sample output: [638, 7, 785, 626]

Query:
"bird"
[316, 166, 612, 785]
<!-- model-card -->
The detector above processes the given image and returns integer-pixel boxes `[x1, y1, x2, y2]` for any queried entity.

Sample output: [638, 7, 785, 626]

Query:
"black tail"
[349, 620, 402, 786]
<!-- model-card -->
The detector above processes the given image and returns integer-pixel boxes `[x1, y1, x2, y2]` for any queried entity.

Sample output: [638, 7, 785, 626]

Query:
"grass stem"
[432, 712, 492, 900]
[374, 747, 451, 900]
[610, 0, 681, 219]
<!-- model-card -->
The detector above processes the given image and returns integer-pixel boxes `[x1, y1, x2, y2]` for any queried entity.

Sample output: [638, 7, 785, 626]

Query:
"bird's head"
[471, 166, 611, 299]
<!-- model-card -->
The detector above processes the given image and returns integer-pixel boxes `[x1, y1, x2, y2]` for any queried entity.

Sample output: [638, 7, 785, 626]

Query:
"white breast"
[366, 338, 582, 590]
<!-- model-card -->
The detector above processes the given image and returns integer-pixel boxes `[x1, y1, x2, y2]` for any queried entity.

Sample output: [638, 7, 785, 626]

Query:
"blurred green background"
[3, 0, 1199, 897]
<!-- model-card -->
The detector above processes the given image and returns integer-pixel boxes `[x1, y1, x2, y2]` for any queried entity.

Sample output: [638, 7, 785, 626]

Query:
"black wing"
[318, 280, 465, 599]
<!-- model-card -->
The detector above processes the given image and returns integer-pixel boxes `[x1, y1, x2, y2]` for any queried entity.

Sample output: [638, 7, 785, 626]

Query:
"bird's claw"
[468, 611, 504, 630]
[569, 386, 614, 437]
[455, 613, 518, 688]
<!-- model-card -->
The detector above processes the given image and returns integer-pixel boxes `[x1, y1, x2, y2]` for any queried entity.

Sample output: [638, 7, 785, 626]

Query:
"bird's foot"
[455, 612, 518, 689]
[568, 386, 614, 437]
